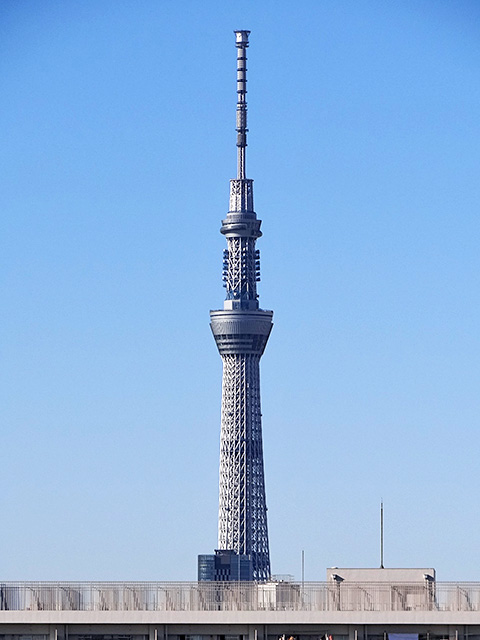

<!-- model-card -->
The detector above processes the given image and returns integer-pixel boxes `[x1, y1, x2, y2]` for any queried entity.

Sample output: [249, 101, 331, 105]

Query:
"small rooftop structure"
[327, 567, 437, 613]
[327, 567, 436, 583]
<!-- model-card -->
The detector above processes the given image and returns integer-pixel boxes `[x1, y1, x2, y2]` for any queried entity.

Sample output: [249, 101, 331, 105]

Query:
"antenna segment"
[235, 30, 250, 180]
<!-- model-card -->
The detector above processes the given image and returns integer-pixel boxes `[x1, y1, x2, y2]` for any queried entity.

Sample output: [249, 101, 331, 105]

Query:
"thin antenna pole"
[380, 500, 384, 569]
[234, 30, 250, 179]
[302, 549, 305, 598]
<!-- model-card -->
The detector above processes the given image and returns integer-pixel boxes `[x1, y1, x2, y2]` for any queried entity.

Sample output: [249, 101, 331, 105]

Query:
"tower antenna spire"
[234, 30, 250, 180]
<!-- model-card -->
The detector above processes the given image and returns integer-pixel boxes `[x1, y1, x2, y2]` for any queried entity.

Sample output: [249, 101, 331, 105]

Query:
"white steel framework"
[210, 31, 272, 581]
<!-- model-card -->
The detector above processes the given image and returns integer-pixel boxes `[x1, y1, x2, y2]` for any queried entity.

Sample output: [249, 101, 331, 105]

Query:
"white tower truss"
[210, 30, 272, 582]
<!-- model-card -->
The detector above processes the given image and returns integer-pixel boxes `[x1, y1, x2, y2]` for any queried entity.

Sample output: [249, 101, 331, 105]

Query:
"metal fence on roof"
[0, 582, 479, 613]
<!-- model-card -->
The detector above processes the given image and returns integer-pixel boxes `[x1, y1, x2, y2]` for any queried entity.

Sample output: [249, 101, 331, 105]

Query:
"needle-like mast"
[235, 30, 250, 180]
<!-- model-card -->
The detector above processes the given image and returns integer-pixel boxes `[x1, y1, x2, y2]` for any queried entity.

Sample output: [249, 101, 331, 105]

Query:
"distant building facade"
[198, 550, 253, 582]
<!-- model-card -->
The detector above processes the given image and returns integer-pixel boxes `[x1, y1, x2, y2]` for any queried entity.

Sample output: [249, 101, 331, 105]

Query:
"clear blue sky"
[1, 0, 479, 582]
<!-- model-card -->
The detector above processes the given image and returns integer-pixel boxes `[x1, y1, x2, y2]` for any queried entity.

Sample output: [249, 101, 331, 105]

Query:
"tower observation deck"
[209, 30, 272, 582]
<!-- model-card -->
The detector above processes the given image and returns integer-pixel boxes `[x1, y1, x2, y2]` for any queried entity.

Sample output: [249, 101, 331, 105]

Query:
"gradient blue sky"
[1, 0, 480, 581]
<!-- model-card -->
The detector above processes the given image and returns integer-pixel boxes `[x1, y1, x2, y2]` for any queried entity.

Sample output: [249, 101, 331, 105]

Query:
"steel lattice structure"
[210, 31, 272, 581]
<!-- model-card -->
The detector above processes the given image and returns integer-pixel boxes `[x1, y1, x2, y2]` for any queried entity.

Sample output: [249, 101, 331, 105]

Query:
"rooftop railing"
[1, 582, 480, 613]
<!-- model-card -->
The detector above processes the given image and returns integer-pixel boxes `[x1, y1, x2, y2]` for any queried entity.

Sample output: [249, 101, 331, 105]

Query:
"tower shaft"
[210, 31, 272, 581]
[218, 354, 269, 576]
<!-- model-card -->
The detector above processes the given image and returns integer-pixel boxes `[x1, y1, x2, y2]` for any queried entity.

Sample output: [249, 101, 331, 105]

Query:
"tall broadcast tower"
[208, 30, 273, 582]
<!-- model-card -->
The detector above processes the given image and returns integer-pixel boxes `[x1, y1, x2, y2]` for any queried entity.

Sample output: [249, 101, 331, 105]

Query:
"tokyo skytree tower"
[210, 30, 273, 581]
